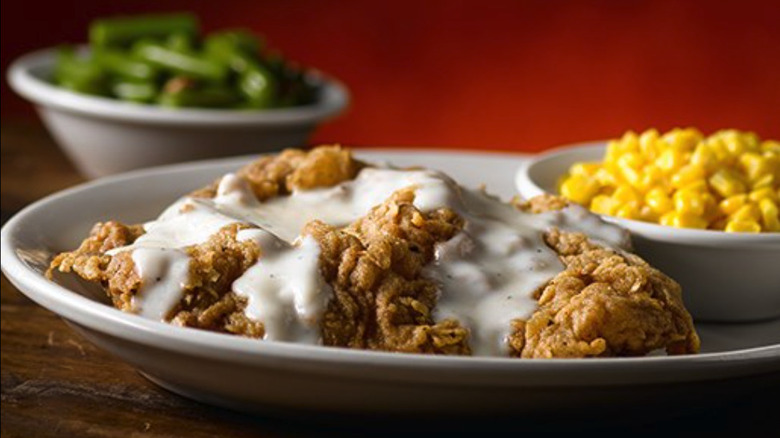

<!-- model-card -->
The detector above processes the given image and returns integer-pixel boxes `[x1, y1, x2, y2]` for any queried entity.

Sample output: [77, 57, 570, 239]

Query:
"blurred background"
[2, 0, 779, 152]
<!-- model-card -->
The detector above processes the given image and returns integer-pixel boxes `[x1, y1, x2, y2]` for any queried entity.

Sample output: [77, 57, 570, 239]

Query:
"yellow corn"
[639, 128, 660, 159]
[731, 204, 759, 222]
[673, 189, 706, 216]
[725, 220, 761, 233]
[569, 162, 601, 177]
[752, 174, 775, 190]
[660, 211, 708, 229]
[690, 143, 717, 172]
[661, 127, 702, 152]
[671, 164, 705, 189]
[637, 165, 667, 192]
[590, 195, 619, 215]
[749, 187, 777, 203]
[719, 194, 748, 216]
[612, 185, 641, 204]
[615, 202, 640, 219]
[559, 174, 599, 206]
[559, 128, 779, 232]
[645, 188, 673, 215]
[655, 148, 686, 173]
[762, 140, 780, 154]
[759, 199, 780, 231]
[709, 169, 746, 198]
[739, 153, 771, 182]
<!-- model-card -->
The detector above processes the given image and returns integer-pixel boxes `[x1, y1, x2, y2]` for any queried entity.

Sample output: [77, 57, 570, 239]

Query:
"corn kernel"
[638, 205, 659, 222]
[618, 163, 641, 187]
[560, 174, 599, 205]
[741, 131, 761, 151]
[569, 162, 601, 177]
[659, 211, 677, 227]
[656, 149, 685, 173]
[615, 202, 640, 219]
[671, 164, 705, 189]
[762, 140, 780, 154]
[719, 194, 748, 216]
[593, 168, 618, 187]
[660, 211, 707, 229]
[590, 195, 619, 215]
[690, 143, 717, 172]
[739, 153, 770, 182]
[701, 192, 719, 221]
[662, 128, 701, 152]
[731, 203, 760, 222]
[723, 134, 747, 157]
[749, 187, 777, 203]
[620, 131, 640, 151]
[679, 180, 708, 193]
[673, 190, 706, 216]
[758, 199, 780, 231]
[613, 185, 641, 204]
[645, 188, 673, 215]
[705, 137, 731, 164]
[637, 165, 667, 192]
[725, 220, 761, 233]
[752, 174, 775, 190]
[678, 213, 708, 229]
[709, 169, 746, 198]
[639, 129, 660, 159]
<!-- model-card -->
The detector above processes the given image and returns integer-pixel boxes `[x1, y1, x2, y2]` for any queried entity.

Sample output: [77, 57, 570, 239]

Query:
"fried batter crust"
[48, 221, 145, 283]
[49, 146, 700, 357]
[305, 189, 469, 354]
[190, 145, 364, 199]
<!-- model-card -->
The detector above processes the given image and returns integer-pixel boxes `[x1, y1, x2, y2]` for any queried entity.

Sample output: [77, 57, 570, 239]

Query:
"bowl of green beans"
[7, 13, 349, 178]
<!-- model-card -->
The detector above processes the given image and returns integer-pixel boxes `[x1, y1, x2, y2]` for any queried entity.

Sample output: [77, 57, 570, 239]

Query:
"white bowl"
[7, 47, 350, 178]
[515, 142, 780, 322]
[2, 150, 779, 414]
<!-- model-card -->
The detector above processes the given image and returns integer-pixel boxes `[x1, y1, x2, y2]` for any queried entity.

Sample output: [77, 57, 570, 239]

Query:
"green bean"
[159, 78, 239, 108]
[204, 32, 262, 73]
[165, 32, 195, 53]
[111, 80, 158, 103]
[205, 30, 262, 56]
[133, 41, 228, 82]
[239, 66, 278, 108]
[59, 13, 317, 109]
[90, 13, 198, 48]
[94, 49, 158, 81]
[53, 47, 110, 96]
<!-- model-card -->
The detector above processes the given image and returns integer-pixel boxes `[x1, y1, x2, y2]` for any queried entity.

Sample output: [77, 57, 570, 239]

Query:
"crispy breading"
[47, 221, 144, 283]
[512, 229, 699, 357]
[510, 194, 699, 357]
[49, 146, 700, 358]
[305, 188, 469, 354]
[190, 145, 364, 199]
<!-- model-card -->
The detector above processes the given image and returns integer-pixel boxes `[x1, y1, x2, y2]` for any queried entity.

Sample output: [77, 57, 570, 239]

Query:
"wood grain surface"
[1, 122, 778, 437]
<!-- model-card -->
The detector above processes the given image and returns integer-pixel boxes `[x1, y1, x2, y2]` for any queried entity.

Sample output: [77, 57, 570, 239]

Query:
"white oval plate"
[2, 150, 779, 415]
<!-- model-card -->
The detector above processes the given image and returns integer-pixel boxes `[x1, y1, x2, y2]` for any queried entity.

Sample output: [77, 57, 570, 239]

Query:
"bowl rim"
[515, 141, 780, 247]
[7, 45, 350, 127]
[1, 152, 778, 385]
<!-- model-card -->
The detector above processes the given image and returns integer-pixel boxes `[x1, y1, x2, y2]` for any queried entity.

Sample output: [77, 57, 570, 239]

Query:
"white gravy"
[107, 166, 626, 355]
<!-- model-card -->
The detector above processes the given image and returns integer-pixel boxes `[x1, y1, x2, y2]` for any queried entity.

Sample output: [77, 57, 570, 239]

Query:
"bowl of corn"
[516, 128, 780, 322]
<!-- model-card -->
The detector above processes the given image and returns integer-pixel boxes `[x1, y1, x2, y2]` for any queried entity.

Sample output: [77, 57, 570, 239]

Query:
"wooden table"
[1, 121, 778, 437]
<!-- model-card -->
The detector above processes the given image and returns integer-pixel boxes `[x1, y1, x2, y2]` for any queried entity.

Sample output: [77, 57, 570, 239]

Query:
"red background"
[2, 0, 779, 152]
